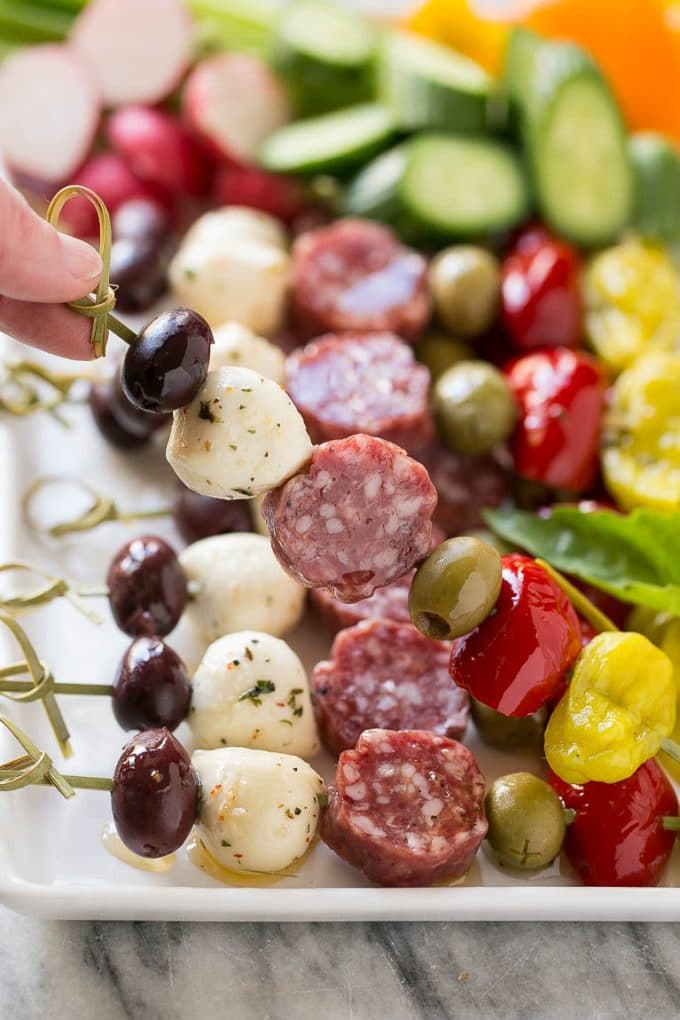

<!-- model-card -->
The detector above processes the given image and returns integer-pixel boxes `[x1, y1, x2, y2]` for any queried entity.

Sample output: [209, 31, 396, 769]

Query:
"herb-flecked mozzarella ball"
[179, 533, 306, 643]
[209, 322, 286, 384]
[190, 631, 319, 758]
[192, 746, 324, 872]
[181, 207, 288, 252]
[168, 209, 290, 334]
[166, 366, 313, 499]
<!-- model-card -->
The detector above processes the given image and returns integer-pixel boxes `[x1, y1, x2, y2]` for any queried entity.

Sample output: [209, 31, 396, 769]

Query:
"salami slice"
[290, 219, 431, 341]
[312, 620, 470, 755]
[320, 729, 487, 886]
[286, 332, 433, 451]
[262, 435, 437, 602]
[420, 443, 510, 537]
[311, 570, 413, 633]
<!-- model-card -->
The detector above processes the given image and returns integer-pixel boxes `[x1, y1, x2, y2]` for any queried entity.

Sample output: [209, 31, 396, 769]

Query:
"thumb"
[0, 180, 103, 303]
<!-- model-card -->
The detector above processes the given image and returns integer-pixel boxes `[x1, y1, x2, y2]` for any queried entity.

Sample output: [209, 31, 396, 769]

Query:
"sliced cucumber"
[345, 133, 530, 241]
[521, 42, 633, 247]
[379, 30, 498, 133]
[503, 27, 542, 131]
[271, 0, 378, 116]
[629, 133, 680, 245]
[258, 103, 396, 175]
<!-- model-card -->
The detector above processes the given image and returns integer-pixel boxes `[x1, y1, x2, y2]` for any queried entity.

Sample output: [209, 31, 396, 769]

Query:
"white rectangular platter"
[0, 337, 679, 921]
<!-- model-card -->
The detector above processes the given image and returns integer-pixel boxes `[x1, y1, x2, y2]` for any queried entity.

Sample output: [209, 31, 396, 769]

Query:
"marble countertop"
[2, 909, 679, 1019]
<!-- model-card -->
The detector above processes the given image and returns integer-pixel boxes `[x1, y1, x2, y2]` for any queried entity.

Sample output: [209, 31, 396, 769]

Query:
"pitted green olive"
[409, 536, 502, 640]
[433, 360, 517, 455]
[471, 699, 547, 752]
[429, 246, 501, 336]
[485, 772, 567, 871]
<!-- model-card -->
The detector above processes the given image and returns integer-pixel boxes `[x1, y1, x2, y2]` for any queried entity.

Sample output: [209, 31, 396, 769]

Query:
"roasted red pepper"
[449, 554, 582, 717]
[505, 347, 607, 493]
[501, 230, 583, 350]
[212, 163, 307, 224]
[549, 760, 679, 887]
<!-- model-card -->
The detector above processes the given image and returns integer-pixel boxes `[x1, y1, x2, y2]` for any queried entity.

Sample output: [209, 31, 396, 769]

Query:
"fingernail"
[59, 234, 103, 282]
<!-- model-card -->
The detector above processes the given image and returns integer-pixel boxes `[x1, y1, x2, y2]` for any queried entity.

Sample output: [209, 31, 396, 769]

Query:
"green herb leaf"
[238, 679, 276, 706]
[485, 507, 680, 616]
[316, 793, 329, 808]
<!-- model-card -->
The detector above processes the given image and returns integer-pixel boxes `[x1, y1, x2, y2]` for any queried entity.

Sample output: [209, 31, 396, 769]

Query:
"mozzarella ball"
[210, 322, 286, 384]
[166, 366, 313, 499]
[190, 631, 319, 758]
[182, 206, 288, 251]
[179, 533, 305, 643]
[168, 210, 289, 334]
[192, 746, 324, 872]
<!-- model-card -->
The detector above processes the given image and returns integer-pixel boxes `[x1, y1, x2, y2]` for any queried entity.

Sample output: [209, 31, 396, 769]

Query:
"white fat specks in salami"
[262, 435, 437, 602]
[312, 620, 470, 755]
[320, 729, 487, 886]
[290, 219, 431, 341]
[285, 332, 433, 452]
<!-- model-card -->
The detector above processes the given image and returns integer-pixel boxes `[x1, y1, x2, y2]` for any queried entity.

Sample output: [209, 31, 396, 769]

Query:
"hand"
[0, 179, 103, 360]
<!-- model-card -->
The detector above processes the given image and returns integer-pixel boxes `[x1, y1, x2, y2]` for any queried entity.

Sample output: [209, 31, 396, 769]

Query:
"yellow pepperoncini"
[628, 605, 680, 780]
[405, 0, 510, 76]
[601, 351, 680, 512]
[544, 632, 676, 785]
[583, 239, 680, 374]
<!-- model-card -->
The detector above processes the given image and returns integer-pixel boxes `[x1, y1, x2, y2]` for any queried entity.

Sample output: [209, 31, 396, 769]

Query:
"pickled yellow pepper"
[545, 632, 677, 784]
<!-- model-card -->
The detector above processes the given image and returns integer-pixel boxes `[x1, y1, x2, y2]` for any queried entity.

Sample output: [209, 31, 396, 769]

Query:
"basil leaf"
[484, 507, 680, 616]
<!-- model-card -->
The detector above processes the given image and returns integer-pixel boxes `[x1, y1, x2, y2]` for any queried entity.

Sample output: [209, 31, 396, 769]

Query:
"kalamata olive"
[112, 636, 191, 731]
[107, 535, 187, 637]
[471, 698, 547, 751]
[112, 198, 172, 246]
[429, 246, 501, 336]
[415, 333, 472, 383]
[122, 308, 213, 413]
[109, 238, 170, 314]
[88, 381, 150, 450]
[485, 772, 567, 870]
[409, 536, 502, 640]
[107, 371, 169, 439]
[433, 360, 517, 455]
[111, 727, 199, 858]
[173, 481, 253, 544]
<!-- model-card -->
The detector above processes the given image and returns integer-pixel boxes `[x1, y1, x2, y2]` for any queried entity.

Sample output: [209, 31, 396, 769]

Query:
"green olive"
[433, 360, 517, 455]
[429, 246, 501, 336]
[471, 699, 547, 752]
[409, 536, 502, 640]
[485, 773, 567, 871]
[415, 333, 472, 382]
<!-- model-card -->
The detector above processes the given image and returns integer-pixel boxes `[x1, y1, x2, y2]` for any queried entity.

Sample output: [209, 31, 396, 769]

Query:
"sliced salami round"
[420, 443, 510, 537]
[312, 620, 470, 755]
[262, 434, 437, 602]
[320, 728, 487, 886]
[286, 332, 433, 451]
[290, 218, 431, 341]
[311, 570, 413, 633]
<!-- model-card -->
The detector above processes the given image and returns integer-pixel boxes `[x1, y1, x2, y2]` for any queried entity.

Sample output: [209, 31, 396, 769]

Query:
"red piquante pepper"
[501, 229, 583, 350]
[505, 347, 607, 493]
[449, 554, 582, 717]
[549, 760, 679, 887]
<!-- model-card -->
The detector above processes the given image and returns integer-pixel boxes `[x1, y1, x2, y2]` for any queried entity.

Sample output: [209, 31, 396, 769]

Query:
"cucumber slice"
[379, 30, 498, 133]
[271, 0, 378, 116]
[629, 133, 680, 245]
[346, 133, 530, 241]
[523, 43, 633, 247]
[258, 103, 396, 175]
[503, 27, 542, 130]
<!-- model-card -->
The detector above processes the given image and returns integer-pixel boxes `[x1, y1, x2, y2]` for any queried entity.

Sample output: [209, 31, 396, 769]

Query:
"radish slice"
[0, 44, 100, 182]
[70, 0, 192, 107]
[183, 54, 291, 162]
